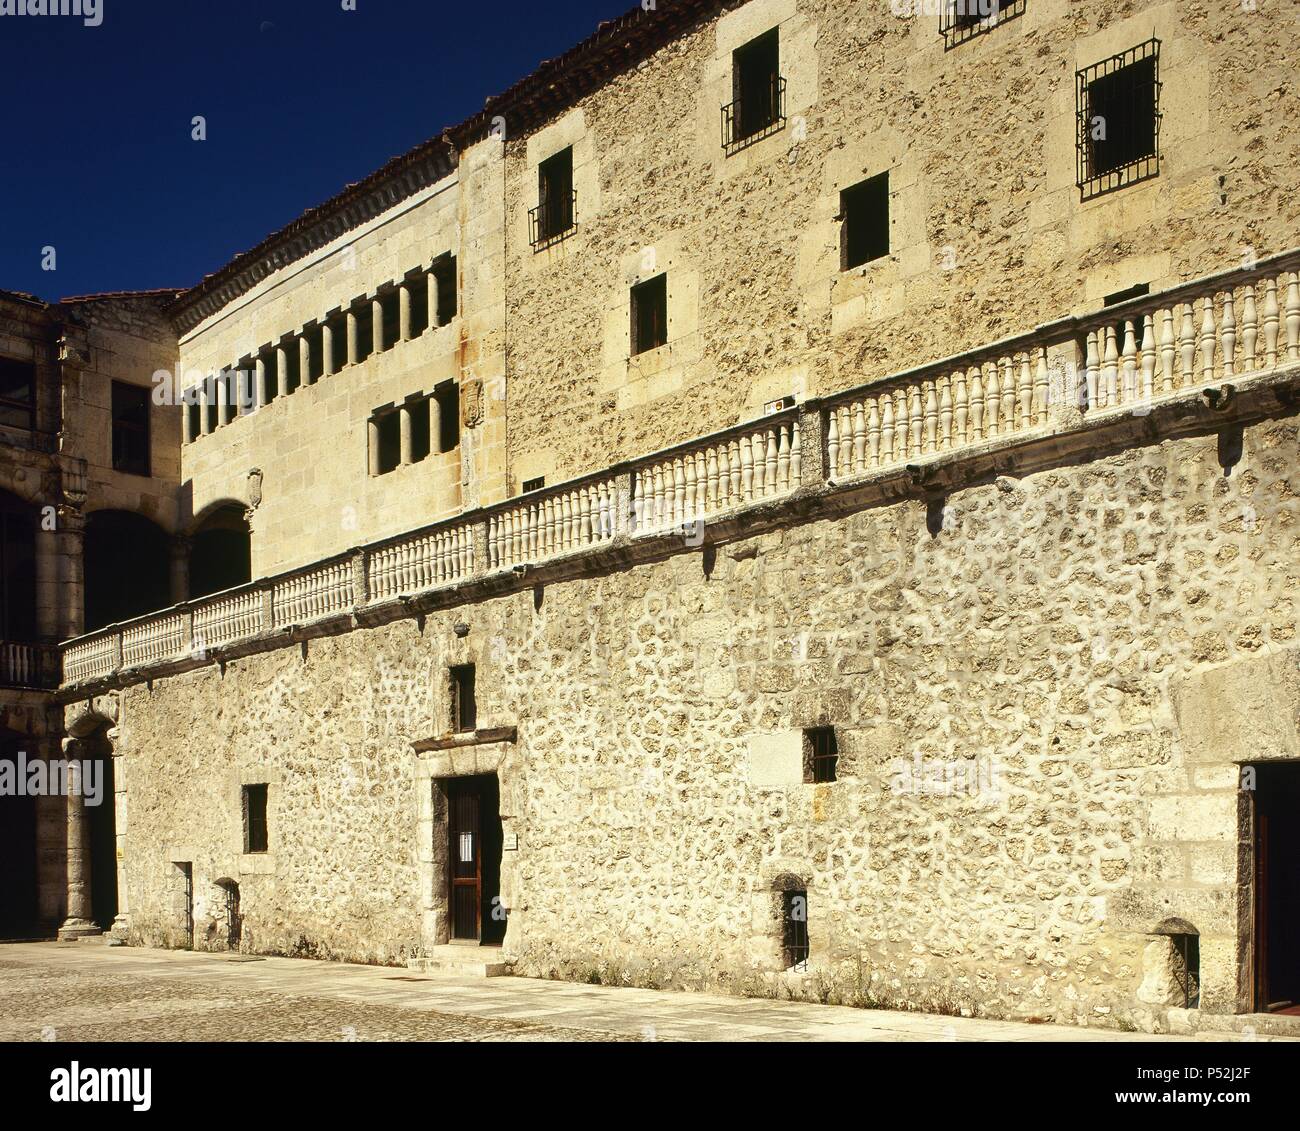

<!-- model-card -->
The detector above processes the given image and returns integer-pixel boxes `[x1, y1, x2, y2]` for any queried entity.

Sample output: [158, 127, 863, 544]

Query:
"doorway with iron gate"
[1254, 762, 1300, 1014]
[445, 775, 505, 946]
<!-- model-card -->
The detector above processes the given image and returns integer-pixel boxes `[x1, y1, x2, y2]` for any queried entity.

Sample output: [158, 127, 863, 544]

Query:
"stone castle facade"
[4, 0, 1299, 1033]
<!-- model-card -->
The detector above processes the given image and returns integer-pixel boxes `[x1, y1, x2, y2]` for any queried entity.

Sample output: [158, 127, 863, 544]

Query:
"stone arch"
[83, 509, 171, 631]
[187, 501, 251, 600]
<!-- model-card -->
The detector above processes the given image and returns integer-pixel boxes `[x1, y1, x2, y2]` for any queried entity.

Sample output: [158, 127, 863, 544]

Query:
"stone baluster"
[1200, 296, 1217, 382]
[923, 383, 938, 454]
[765, 429, 778, 495]
[878, 394, 894, 465]
[1261, 277, 1280, 368]
[777, 427, 791, 491]
[969, 368, 984, 441]
[984, 362, 1000, 437]
[1241, 284, 1258, 372]
[953, 371, 967, 446]
[1084, 331, 1099, 410]
[790, 420, 802, 483]
[1120, 322, 1138, 406]
[1221, 291, 1237, 378]
[999, 359, 1015, 433]
[1034, 352, 1049, 427]
[1140, 314, 1156, 401]
[740, 435, 754, 502]
[852, 402, 867, 473]
[826, 407, 840, 479]
[1179, 303, 1196, 387]
[729, 439, 742, 503]
[866, 400, 881, 467]
[908, 386, 923, 457]
[1286, 272, 1300, 361]
[1017, 354, 1032, 430]
[706, 448, 719, 513]
[1159, 310, 1175, 393]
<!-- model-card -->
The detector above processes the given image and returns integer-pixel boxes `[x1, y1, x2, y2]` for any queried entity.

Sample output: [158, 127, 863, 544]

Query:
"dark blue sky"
[0, 0, 629, 301]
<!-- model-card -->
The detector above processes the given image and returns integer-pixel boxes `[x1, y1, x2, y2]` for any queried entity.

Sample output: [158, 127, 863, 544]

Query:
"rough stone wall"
[112, 412, 1299, 1026]
[502, 0, 1300, 486]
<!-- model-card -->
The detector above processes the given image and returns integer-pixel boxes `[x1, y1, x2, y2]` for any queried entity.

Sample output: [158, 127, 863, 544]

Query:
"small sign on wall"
[503, 833, 519, 852]
[459, 833, 474, 863]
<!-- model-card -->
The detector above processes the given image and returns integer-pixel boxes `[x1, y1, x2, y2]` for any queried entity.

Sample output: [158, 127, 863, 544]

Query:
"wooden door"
[448, 781, 482, 941]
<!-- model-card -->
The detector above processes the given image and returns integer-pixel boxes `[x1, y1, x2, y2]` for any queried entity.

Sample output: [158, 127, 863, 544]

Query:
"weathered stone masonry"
[85, 398, 1299, 1029]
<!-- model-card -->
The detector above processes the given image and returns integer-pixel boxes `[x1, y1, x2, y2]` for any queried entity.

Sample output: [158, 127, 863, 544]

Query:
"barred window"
[243, 785, 268, 855]
[1077, 39, 1162, 199]
[940, 0, 1025, 51]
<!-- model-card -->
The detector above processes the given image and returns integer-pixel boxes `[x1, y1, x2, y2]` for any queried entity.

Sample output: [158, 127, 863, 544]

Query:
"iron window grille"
[804, 727, 839, 784]
[782, 889, 809, 971]
[1076, 39, 1162, 200]
[1172, 933, 1200, 1009]
[940, 0, 1025, 51]
[529, 190, 578, 251]
[722, 74, 786, 153]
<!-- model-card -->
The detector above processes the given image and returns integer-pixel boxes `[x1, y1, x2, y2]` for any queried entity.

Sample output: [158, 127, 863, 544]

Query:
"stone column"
[108, 729, 129, 943]
[399, 284, 412, 342]
[57, 739, 100, 939]
[58, 505, 85, 642]
[170, 536, 192, 605]
[182, 392, 195, 443]
[427, 268, 439, 329]
[400, 404, 414, 466]
[368, 419, 381, 477]
[372, 297, 385, 355]
[35, 733, 66, 926]
[216, 372, 231, 425]
[347, 311, 359, 366]
[276, 345, 289, 398]
[428, 393, 442, 456]
[35, 523, 59, 644]
[299, 334, 313, 387]
[255, 357, 268, 409]
[200, 378, 213, 435]
[322, 322, 336, 377]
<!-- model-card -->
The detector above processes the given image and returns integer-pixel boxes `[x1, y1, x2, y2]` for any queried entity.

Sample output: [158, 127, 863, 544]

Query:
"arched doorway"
[0, 490, 36, 644]
[189, 504, 251, 600]
[84, 510, 171, 631]
[0, 728, 37, 934]
[81, 725, 118, 932]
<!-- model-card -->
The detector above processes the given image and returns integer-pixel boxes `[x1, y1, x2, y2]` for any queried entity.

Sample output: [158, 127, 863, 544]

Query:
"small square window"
[522, 477, 545, 493]
[804, 727, 838, 784]
[840, 173, 889, 270]
[111, 381, 151, 476]
[1077, 40, 1161, 199]
[450, 664, 477, 733]
[243, 784, 268, 854]
[631, 274, 668, 356]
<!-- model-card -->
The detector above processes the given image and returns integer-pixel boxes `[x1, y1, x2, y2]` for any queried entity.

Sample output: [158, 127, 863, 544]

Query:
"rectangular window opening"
[408, 274, 430, 338]
[0, 357, 36, 432]
[841, 173, 890, 270]
[243, 784, 268, 855]
[533, 147, 576, 248]
[435, 383, 460, 453]
[380, 291, 401, 352]
[1077, 39, 1161, 199]
[375, 411, 401, 475]
[522, 477, 545, 494]
[410, 397, 432, 463]
[433, 257, 457, 327]
[111, 380, 151, 476]
[726, 29, 783, 150]
[354, 303, 374, 364]
[282, 340, 301, 394]
[940, 0, 1025, 50]
[631, 273, 668, 357]
[782, 888, 809, 971]
[450, 664, 477, 733]
[804, 727, 839, 784]
[329, 314, 349, 371]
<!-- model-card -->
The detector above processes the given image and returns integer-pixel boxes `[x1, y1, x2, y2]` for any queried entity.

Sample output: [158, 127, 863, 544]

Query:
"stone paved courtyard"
[4, 941, 1290, 1043]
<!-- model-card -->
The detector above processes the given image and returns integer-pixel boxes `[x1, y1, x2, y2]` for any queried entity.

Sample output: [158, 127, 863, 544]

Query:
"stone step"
[406, 946, 510, 978]
[1197, 1012, 1300, 1039]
